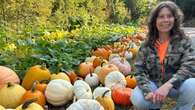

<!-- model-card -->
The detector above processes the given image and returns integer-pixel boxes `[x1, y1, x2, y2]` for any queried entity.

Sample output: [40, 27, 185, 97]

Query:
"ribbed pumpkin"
[93, 87, 111, 99]
[96, 90, 115, 110]
[98, 64, 119, 84]
[16, 99, 44, 110]
[67, 99, 104, 110]
[45, 79, 74, 106]
[51, 72, 70, 82]
[21, 82, 46, 107]
[79, 62, 94, 78]
[0, 83, 26, 108]
[125, 74, 137, 89]
[84, 73, 99, 87]
[0, 66, 20, 88]
[112, 86, 132, 106]
[22, 65, 51, 90]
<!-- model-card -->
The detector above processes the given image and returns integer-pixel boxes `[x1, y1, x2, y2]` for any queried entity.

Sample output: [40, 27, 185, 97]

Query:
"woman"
[131, 1, 195, 110]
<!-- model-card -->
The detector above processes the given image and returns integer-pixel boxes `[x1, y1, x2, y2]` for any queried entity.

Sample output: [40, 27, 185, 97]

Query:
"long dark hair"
[146, 1, 185, 47]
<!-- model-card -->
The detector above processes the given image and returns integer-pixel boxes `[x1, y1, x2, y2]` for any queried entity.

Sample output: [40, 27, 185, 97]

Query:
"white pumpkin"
[93, 87, 111, 99]
[74, 80, 92, 99]
[45, 79, 74, 106]
[67, 99, 104, 110]
[104, 71, 126, 89]
[84, 73, 99, 87]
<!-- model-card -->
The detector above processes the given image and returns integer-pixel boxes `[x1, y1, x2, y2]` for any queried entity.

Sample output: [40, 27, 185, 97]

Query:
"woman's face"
[156, 7, 175, 34]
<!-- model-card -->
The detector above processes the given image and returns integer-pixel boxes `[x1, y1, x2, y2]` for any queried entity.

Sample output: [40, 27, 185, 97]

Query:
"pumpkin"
[84, 73, 99, 87]
[73, 80, 92, 99]
[85, 56, 97, 63]
[35, 80, 48, 93]
[16, 99, 44, 110]
[67, 99, 104, 110]
[93, 57, 106, 68]
[79, 62, 94, 78]
[93, 87, 111, 99]
[109, 57, 131, 76]
[92, 48, 111, 60]
[51, 72, 70, 82]
[98, 64, 119, 84]
[123, 51, 133, 62]
[0, 66, 20, 88]
[21, 82, 46, 107]
[0, 105, 5, 110]
[0, 83, 26, 108]
[112, 86, 132, 106]
[96, 90, 115, 110]
[125, 74, 137, 89]
[22, 65, 51, 90]
[45, 79, 74, 106]
[128, 43, 139, 59]
[65, 70, 78, 84]
[104, 71, 126, 89]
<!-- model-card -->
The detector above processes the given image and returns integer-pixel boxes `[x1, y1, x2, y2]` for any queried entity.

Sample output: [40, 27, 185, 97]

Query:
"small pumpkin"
[84, 72, 99, 87]
[35, 80, 48, 93]
[45, 79, 74, 106]
[92, 48, 111, 60]
[125, 74, 137, 89]
[16, 99, 44, 110]
[67, 99, 104, 110]
[65, 70, 78, 84]
[112, 86, 132, 106]
[79, 62, 94, 78]
[104, 71, 127, 89]
[128, 43, 139, 59]
[74, 80, 92, 100]
[0, 66, 20, 88]
[98, 64, 119, 84]
[96, 90, 115, 110]
[22, 65, 51, 90]
[21, 82, 46, 107]
[51, 72, 70, 82]
[0, 83, 26, 108]
[93, 87, 111, 99]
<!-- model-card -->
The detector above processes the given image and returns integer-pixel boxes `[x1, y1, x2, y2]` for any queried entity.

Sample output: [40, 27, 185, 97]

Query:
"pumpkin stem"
[22, 98, 37, 109]
[7, 82, 13, 87]
[40, 63, 47, 70]
[102, 90, 110, 98]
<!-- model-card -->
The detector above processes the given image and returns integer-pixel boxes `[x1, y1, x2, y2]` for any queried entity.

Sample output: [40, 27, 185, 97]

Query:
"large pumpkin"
[0, 83, 26, 108]
[112, 86, 132, 106]
[98, 64, 119, 84]
[16, 99, 44, 110]
[22, 65, 51, 90]
[45, 79, 74, 106]
[73, 80, 92, 100]
[0, 66, 20, 88]
[67, 99, 104, 110]
[96, 90, 115, 110]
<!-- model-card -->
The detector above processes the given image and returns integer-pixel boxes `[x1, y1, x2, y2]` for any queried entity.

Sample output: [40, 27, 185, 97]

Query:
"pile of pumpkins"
[0, 34, 145, 110]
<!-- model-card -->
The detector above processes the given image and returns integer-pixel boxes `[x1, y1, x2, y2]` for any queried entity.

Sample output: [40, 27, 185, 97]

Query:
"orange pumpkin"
[125, 75, 137, 89]
[79, 62, 94, 78]
[112, 85, 132, 106]
[93, 57, 103, 68]
[0, 66, 20, 88]
[65, 70, 78, 84]
[35, 80, 48, 93]
[92, 48, 111, 60]
[22, 82, 46, 107]
[98, 64, 119, 84]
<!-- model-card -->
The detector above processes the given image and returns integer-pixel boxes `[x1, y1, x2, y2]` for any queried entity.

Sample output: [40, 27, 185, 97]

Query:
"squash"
[125, 74, 137, 89]
[16, 99, 43, 110]
[0, 83, 26, 108]
[84, 73, 99, 87]
[0, 105, 5, 110]
[67, 99, 104, 110]
[51, 72, 70, 82]
[96, 90, 115, 110]
[21, 82, 46, 107]
[112, 86, 132, 106]
[109, 57, 131, 76]
[0, 66, 20, 88]
[45, 79, 74, 106]
[22, 65, 51, 90]
[104, 71, 126, 89]
[73, 80, 92, 99]
[65, 70, 78, 84]
[35, 80, 48, 93]
[128, 43, 139, 59]
[97, 64, 119, 84]
[79, 62, 94, 78]
[93, 87, 111, 99]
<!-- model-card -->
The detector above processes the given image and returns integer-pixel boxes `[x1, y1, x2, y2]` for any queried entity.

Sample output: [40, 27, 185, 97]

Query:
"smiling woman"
[130, 1, 195, 110]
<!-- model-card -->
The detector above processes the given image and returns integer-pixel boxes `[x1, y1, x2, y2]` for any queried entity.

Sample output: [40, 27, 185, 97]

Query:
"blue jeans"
[131, 78, 195, 110]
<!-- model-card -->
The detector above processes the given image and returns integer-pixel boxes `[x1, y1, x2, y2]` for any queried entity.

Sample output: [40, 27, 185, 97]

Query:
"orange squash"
[0, 66, 20, 88]
[79, 62, 94, 78]
[35, 80, 48, 93]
